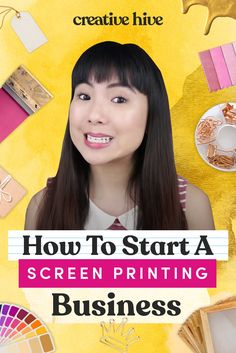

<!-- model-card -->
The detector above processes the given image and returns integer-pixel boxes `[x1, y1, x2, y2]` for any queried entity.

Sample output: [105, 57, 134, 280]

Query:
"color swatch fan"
[0, 303, 55, 353]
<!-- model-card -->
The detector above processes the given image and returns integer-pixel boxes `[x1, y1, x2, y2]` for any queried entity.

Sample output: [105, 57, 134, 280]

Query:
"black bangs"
[71, 41, 157, 96]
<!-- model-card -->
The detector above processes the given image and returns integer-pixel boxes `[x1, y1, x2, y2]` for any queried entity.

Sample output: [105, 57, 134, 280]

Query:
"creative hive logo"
[0, 303, 55, 353]
[182, 0, 236, 34]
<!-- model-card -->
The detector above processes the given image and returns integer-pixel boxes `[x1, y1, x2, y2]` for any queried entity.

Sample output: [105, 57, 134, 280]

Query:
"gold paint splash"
[182, 0, 236, 35]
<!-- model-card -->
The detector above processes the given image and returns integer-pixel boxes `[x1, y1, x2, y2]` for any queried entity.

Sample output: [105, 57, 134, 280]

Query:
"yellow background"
[0, 0, 236, 352]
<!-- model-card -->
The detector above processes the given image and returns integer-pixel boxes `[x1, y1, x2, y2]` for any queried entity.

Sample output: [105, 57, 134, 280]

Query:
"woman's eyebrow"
[76, 81, 92, 87]
[106, 82, 136, 92]
[75, 81, 136, 92]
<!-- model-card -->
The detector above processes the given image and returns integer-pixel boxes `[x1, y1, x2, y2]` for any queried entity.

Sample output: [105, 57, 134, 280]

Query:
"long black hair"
[36, 41, 188, 230]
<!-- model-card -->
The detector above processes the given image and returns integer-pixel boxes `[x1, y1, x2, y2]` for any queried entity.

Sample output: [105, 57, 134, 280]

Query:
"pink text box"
[19, 259, 216, 288]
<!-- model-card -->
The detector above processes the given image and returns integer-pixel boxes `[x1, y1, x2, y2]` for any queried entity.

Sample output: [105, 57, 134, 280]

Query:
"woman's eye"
[112, 96, 127, 104]
[78, 93, 90, 100]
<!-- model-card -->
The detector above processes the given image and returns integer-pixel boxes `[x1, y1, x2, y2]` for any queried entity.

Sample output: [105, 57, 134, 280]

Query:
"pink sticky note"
[199, 50, 220, 92]
[0, 89, 28, 142]
[233, 42, 236, 55]
[210, 47, 232, 89]
[221, 43, 236, 85]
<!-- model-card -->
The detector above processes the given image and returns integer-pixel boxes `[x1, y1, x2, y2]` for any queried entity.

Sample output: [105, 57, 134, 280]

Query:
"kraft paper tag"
[10, 11, 48, 52]
[0, 166, 26, 218]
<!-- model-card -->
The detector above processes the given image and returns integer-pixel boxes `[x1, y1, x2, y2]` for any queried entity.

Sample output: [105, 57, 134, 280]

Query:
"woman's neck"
[89, 158, 134, 217]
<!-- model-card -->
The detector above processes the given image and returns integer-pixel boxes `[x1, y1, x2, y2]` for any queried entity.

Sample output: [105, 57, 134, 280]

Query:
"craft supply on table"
[195, 102, 236, 172]
[207, 144, 235, 169]
[0, 166, 26, 217]
[199, 42, 236, 92]
[179, 297, 236, 353]
[0, 66, 53, 143]
[0, 6, 48, 52]
[222, 103, 236, 124]
[100, 318, 140, 353]
[0, 303, 55, 352]
[196, 117, 222, 144]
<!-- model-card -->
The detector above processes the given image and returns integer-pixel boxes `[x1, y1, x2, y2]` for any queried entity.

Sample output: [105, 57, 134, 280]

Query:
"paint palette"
[195, 102, 236, 172]
[0, 303, 55, 353]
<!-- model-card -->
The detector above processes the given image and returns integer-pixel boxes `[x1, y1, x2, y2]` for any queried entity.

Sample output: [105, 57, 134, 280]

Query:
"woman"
[25, 41, 214, 230]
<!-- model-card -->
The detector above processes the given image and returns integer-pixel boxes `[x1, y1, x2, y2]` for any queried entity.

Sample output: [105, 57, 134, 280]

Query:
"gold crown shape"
[182, 0, 236, 35]
[100, 318, 140, 353]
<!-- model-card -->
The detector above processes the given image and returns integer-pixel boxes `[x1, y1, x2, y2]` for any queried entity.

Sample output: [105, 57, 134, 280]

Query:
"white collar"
[84, 199, 138, 230]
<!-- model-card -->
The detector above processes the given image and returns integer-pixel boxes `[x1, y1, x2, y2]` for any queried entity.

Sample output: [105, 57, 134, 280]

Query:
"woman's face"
[69, 77, 148, 166]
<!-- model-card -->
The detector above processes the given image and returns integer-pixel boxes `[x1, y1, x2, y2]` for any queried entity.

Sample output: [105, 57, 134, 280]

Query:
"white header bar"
[8, 230, 228, 261]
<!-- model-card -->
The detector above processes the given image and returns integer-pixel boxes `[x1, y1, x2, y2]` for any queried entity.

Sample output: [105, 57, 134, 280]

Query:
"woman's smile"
[84, 132, 114, 148]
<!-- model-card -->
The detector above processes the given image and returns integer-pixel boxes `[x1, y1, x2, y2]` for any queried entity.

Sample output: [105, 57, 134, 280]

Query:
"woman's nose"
[88, 102, 107, 125]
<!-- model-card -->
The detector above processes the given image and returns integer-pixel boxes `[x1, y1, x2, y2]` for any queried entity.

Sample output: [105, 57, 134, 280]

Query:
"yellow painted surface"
[0, 1, 236, 352]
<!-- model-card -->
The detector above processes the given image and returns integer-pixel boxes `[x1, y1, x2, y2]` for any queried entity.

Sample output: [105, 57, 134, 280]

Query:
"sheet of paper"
[10, 11, 48, 52]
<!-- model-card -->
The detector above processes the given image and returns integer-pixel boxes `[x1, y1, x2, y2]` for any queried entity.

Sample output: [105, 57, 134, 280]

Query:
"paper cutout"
[100, 318, 140, 353]
[199, 42, 236, 92]
[0, 166, 26, 218]
[10, 11, 48, 52]
[0, 66, 53, 142]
